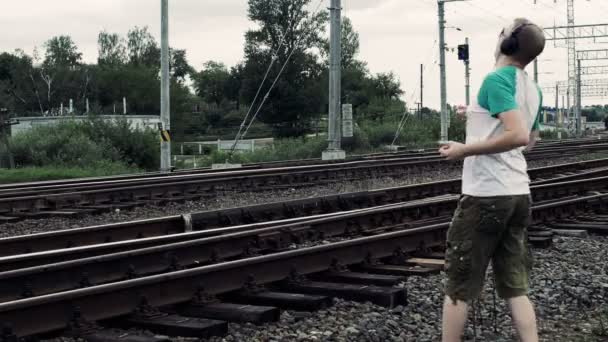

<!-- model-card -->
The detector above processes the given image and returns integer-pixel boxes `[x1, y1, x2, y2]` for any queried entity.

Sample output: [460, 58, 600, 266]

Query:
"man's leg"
[509, 296, 538, 342]
[442, 297, 468, 342]
[442, 196, 503, 342]
[494, 195, 537, 342]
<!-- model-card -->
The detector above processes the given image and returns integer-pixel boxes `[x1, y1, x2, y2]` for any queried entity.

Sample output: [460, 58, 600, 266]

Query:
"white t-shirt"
[462, 65, 542, 197]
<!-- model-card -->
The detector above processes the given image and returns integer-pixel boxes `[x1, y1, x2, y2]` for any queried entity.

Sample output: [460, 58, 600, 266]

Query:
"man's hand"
[439, 141, 468, 160]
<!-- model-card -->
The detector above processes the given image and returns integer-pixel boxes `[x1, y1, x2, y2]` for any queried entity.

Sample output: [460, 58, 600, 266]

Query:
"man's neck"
[495, 56, 525, 69]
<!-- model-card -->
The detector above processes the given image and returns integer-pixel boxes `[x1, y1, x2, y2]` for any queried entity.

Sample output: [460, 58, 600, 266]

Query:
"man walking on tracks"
[438, 18, 545, 342]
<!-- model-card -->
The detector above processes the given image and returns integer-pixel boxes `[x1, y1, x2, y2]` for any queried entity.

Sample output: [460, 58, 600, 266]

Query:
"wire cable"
[228, 0, 325, 157]
[228, 0, 326, 156]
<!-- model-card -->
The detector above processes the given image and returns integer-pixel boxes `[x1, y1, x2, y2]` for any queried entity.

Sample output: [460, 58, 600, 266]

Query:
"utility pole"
[533, 59, 538, 83]
[556, 83, 562, 139]
[576, 59, 582, 136]
[464, 37, 471, 106]
[323, 0, 345, 160]
[160, 0, 171, 172]
[566, 88, 571, 127]
[438, 0, 466, 143]
[438, 0, 448, 142]
[420, 64, 424, 114]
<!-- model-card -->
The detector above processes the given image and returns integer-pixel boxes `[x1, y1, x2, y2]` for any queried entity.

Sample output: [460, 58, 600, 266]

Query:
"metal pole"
[566, 88, 570, 131]
[323, 0, 344, 160]
[556, 83, 562, 139]
[420, 63, 424, 114]
[160, 0, 171, 172]
[533, 59, 538, 83]
[438, 0, 448, 142]
[465, 37, 470, 106]
[576, 59, 582, 137]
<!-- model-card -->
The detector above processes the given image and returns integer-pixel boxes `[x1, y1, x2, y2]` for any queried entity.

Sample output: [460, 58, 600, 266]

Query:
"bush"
[358, 113, 466, 149]
[10, 116, 159, 171]
[192, 136, 327, 166]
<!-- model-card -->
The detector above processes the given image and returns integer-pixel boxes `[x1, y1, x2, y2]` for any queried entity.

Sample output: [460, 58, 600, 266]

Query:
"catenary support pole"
[160, 0, 171, 172]
[322, 0, 345, 160]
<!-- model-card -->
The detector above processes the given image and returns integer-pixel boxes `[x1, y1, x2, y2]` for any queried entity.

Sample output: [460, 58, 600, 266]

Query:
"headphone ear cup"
[500, 37, 518, 56]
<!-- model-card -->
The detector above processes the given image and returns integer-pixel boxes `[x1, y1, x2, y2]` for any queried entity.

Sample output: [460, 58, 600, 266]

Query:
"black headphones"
[500, 23, 533, 56]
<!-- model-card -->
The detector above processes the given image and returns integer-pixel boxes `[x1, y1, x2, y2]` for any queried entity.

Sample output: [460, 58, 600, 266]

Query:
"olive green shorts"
[444, 195, 533, 302]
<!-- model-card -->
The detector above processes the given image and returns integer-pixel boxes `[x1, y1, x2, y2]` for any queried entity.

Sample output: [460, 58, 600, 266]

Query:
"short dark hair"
[511, 18, 546, 66]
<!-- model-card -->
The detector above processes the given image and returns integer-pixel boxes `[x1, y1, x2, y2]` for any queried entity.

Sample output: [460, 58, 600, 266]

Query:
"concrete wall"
[11, 115, 162, 136]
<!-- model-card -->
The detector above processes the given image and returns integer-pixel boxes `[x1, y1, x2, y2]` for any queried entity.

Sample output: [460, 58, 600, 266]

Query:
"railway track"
[0, 136, 597, 192]
[1, 157, 607, 257]
[0, 139, 606, 219]
[0, 157, 606, 340]
[0, 190, 605, 340]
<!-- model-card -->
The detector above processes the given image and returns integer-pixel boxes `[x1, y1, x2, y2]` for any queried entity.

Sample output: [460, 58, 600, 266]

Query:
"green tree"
[43, 35, 82, 68]
[321, 17, 360, 68]
[226, 63, 245, 110]
[194, 61, 230, 107]
[98, 31, 127, 66]
[0, 51, 38, 113]
[127, 26, 160, 67]
[170, 49, 194, 83]
[371, 72, 403, 100]
[242, 0, 328, 136]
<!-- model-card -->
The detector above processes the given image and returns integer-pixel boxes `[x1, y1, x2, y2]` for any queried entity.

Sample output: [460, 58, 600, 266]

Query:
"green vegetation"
[174, 111, 466, 168]
[5, 117, 158, 182]
[0, 163, 136, 184]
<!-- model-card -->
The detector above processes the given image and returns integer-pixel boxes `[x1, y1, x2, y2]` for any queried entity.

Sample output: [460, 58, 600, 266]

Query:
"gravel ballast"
[196, 236, 608, 342]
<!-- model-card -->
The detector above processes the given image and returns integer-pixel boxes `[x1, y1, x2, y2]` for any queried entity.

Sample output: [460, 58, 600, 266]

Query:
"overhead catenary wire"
[228, 0, 325, 158]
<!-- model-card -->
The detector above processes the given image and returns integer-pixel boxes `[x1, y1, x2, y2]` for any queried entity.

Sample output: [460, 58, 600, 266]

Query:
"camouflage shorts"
[444, 195, 533, 302]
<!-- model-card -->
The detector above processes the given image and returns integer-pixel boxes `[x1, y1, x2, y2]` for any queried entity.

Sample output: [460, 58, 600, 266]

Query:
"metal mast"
[160, 0, 171, 172]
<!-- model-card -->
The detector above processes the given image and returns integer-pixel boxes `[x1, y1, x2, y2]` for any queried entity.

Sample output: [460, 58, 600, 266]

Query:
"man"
[438, 18, 546, 342]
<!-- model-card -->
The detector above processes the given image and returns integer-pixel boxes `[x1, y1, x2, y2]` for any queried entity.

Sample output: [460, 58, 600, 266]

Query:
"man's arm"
[524, 130, 540, 152]
[439, 110, 529, 160]
[461, 110, 529, 156]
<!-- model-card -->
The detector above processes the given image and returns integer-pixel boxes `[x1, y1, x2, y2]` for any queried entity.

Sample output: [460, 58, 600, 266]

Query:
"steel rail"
[0, 136, 594, 192]
[1, 193, 606, 338]
[0, 173, 607, 300]
[0, 196, 458, 272]
[0, 197, 459, 303]
[0, 142, 606, 216]
[1, 160, 608, 258]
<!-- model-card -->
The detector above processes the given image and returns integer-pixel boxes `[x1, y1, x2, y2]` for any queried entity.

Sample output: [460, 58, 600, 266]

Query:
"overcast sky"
[2, 0, 608, 108]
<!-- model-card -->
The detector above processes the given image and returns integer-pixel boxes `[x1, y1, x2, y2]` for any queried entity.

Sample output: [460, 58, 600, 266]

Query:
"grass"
[0, 164, 139, 184]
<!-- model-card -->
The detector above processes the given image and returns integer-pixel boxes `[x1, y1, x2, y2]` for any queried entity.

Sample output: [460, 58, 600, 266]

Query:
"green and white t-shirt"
[462, 65, 542, 197]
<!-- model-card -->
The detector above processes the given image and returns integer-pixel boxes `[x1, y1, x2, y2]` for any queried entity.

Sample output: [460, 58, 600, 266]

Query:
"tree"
[43, 35, 82, 69]
[98, 31, 127, 66]
[370, 72, 403, 100]
[194, 61, 230, 107]
[225, 63, 245, 110]
[321, 17, 360, 68]
[242, 0, 328, 135]
[0, 51, 37, 113]
[127, 26, 160, 67]
[170, 49, 194, 83]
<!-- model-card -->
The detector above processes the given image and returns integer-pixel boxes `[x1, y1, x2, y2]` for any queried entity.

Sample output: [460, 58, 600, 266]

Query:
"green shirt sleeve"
[478, 66, 518, 118]
[532, 86, 542, 131]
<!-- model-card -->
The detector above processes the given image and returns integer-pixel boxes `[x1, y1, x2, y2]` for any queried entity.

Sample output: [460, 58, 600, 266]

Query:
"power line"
[228, 0, 325, 156]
